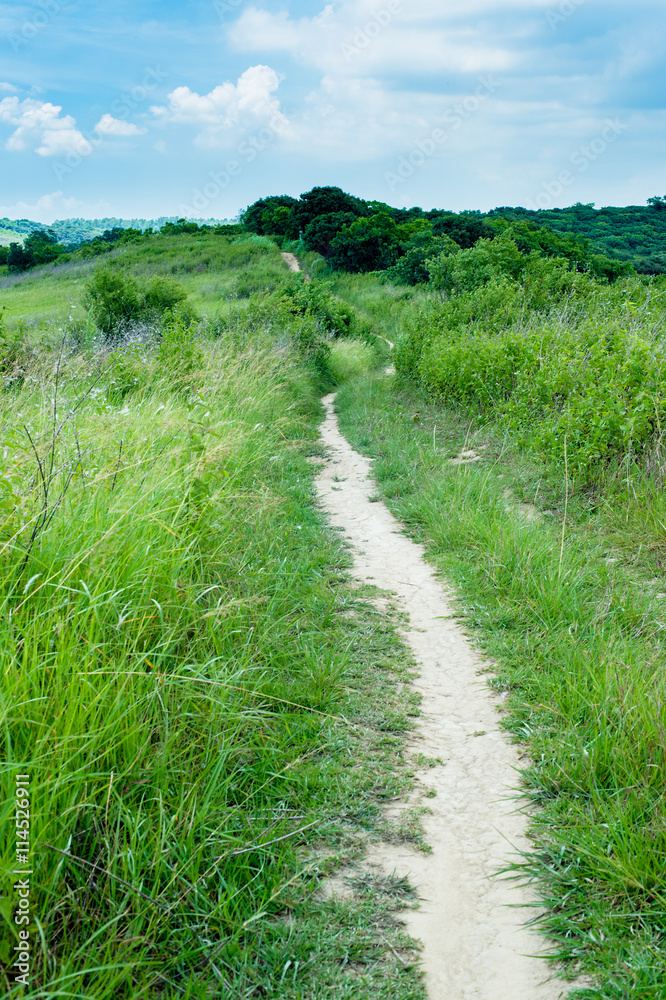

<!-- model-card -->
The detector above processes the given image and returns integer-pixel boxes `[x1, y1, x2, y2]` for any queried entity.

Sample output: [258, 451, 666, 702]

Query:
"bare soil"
[281, 251, 302, 273]
[316, 393, 568, 1000]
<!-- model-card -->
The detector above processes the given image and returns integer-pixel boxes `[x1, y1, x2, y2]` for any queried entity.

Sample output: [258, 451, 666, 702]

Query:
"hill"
[0, 215, 237, 246]
[488, 201, 666, 274]
[241, 188, 666, 276]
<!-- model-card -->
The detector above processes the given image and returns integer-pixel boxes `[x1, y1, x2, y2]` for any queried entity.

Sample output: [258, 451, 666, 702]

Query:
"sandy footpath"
[315, 393, 567, 1000]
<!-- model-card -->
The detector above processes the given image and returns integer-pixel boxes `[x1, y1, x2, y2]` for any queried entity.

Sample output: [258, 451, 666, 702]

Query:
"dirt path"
[281, 251, 302, 273]
[316, 394, 566, 1000]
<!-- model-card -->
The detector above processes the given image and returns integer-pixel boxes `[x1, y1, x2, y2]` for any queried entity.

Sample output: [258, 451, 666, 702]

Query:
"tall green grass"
[0, 233, 289, 325]
[0, 314, 424, 998]
[336, 371, 666, 999]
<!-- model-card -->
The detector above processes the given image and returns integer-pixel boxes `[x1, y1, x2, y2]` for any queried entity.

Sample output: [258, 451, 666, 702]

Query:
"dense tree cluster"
[488, 201, 666, 274]
[241, 187, 641, 284]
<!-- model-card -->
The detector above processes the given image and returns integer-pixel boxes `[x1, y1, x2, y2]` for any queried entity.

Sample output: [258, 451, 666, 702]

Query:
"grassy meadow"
[0, 231, 288, 326]
[5, 215, 666, 999]
[0, 237, 426, 999]
[331, 268, 666, 999]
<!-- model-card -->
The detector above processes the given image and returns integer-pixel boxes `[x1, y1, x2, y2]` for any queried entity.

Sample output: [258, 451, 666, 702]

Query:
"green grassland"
[331, 264, 666, 998]
[0, 231, 288, 326]
[5, 210, 666, 998]
[0, 241, 426, 998]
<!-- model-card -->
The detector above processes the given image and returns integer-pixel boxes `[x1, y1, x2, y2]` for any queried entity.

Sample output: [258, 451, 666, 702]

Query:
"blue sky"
[0, 0, 664, 221]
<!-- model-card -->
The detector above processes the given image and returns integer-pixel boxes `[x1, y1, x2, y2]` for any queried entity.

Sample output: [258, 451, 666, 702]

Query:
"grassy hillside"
[0, 231, 287, 325]
[331, 264, 666, 998]
[0, 240, 425, 999]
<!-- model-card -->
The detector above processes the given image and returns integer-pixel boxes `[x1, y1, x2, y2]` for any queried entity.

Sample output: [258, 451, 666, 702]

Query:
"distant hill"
[0, 216, 237, 247]
[487, 202, 666, 274]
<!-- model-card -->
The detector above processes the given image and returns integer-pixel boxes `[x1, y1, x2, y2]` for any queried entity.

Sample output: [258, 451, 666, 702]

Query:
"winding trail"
[315, 395, 566, 1000]
[278, 249, 566, 997]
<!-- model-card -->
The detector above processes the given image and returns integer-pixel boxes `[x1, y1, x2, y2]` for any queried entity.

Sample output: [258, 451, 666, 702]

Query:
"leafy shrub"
[84, 268, 191, 340]
[385, 235, 460, 286]
[142, 275, 187, 316]
[84, 269, 144, 338]
[508, 324, 666, 473]
[398, 276, 666, 478]
[280, 280, 373, 341]
[417, 327, 540, 411]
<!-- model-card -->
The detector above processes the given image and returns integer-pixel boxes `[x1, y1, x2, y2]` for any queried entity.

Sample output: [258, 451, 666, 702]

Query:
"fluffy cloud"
[151, 65, 289, 147]
[0, 96, 91, 157]
[228, 4, 521, 76]
[95, 114, 146, 136]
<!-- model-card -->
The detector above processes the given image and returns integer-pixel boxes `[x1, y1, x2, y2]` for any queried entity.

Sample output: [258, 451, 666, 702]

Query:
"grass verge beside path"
[1, 330, 425, 999]
[335, 371, 666, 1000]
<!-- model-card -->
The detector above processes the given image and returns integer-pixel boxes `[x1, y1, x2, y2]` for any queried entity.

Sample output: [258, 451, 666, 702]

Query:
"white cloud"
[0, 191, 111, 224]
[228, 4, 519, 75]
[0, 96, 91, 157]
[0, 82, 18, 92]
[151, 65, 289, 147]
[95, 113, 146, 137]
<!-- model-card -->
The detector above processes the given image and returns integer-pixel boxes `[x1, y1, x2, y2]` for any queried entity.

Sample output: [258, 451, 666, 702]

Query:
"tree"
[23, 229, 62, 265]
[291, 186, 367, 231]
[241, 195, 299, 236]
[260, 204, 296, 238]
[328, 213, 401, 272]
[428, 212, 494, 248]
[7, 242, 35, 272]
[302, 212, 358, 256]
[648, 196, 666, 212]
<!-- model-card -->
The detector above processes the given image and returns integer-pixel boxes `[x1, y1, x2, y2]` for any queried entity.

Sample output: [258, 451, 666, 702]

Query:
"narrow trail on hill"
[281, 251, 305, 275]
[280, 251, 565, 998]
[315, 397, 565, 1000]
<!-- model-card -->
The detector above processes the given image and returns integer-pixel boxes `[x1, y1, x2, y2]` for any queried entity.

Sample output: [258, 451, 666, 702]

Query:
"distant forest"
[1, 195, 664, 274]
[488, 201, 666, 274]
[242, 192, 666, 276]
[0, 216, 234, 246]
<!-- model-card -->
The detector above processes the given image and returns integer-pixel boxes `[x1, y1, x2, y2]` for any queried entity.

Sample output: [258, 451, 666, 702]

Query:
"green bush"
[84, 269, 145, 338]
[84, 268, 191, 339]
[397, 277, 666, 478]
